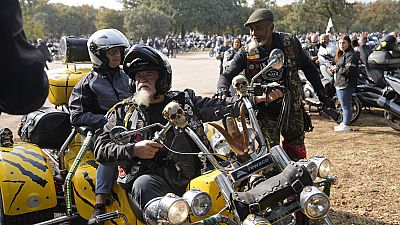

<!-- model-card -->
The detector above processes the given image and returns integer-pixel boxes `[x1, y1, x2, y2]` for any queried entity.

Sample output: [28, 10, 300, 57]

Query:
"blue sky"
[48, 0, 374, 10]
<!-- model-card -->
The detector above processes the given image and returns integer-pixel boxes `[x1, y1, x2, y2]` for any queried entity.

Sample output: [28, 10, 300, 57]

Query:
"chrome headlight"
[182, 189, 212, 217]
[144, 193, 190, 225]
[143, 197, 163, 225]
[296, 159, 318, 181]
[159, 193, 190, 224]
[309, 156, 332, 178]
[300, 186, 330, 219]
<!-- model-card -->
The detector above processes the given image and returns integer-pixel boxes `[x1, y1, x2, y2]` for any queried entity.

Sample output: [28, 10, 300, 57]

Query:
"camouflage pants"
[258, 74, 305, 148]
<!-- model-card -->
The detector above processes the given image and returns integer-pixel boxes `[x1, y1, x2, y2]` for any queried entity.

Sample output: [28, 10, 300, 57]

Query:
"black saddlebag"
[18, 107, 72, 149]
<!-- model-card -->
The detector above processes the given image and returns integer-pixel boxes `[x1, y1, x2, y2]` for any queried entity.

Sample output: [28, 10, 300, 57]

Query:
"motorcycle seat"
[369, 51, 400, 70]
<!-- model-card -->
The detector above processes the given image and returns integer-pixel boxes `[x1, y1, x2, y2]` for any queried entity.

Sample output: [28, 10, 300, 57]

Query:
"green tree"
[302, 0, 354, 33]
[359, 0, 400, 32]
[124, 6, 172, 40]
[95, 8, 125, 32]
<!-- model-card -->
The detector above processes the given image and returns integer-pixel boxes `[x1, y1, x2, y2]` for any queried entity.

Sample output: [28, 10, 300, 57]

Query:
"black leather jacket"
[334, 50, 358, 89]
[68, 67, 131, 129]
[94, 89, 240, 190]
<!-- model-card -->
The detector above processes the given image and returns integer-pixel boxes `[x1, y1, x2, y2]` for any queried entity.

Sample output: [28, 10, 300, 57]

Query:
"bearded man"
[93, 45, 278, 221]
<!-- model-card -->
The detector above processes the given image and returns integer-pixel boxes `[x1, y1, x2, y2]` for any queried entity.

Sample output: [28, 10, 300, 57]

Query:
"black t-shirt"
[145, 97, 174, 164]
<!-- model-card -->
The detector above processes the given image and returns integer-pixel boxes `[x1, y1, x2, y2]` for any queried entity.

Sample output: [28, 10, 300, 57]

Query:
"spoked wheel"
[0, 189, 54, 225]
[384, 110, 400, 131]
[333, 95, 362, 124]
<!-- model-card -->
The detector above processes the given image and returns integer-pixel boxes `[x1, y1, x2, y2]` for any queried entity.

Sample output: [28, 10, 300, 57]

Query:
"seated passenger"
[68, 28, 130, 224]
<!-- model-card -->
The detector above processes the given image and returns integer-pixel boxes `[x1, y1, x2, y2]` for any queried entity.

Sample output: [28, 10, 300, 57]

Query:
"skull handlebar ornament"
[0, 128, 14, 147]
[162, 101, 188, 128]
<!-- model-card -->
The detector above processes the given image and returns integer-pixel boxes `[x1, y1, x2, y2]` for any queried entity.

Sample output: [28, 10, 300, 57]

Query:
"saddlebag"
[18, 107, 72, 149]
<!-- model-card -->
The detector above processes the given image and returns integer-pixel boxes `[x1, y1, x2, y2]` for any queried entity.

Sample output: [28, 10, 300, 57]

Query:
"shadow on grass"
[330, 210, 398, 225]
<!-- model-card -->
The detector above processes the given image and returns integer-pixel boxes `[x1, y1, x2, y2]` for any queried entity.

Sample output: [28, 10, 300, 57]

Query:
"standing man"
[318, 34, 337, 81]
[305, 34, 320, 66]
[216, 9, 332, 160]
[68, 28, 131, 224]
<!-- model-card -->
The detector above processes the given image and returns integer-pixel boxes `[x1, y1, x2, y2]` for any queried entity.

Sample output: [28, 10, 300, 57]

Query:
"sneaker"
[334, 123, 351, 132]
[88, 204, 105, 225]
[334, 123, 344, 131]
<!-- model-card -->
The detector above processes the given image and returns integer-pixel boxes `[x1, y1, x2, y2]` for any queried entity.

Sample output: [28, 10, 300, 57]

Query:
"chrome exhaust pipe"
[377, 96, 400, 116]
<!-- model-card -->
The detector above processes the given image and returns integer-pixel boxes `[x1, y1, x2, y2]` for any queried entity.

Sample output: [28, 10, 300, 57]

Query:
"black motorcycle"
[367, 44, 400, 130]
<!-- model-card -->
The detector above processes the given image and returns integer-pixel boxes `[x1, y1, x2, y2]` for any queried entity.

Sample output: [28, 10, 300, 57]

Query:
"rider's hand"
[255, 89, 283, 104]
[266, 89, 283, 103]
[213, 88, 231, 100]
[132, 140, 163, 159]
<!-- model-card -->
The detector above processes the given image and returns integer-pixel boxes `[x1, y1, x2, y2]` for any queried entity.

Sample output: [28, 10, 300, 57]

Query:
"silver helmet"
[87, 28, 129, 66]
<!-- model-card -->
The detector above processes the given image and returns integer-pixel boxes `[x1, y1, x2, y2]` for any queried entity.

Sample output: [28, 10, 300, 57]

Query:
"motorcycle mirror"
[110, 126, 128, 141]
[269, 49, 284, 70]
[250, 48, 285, 86]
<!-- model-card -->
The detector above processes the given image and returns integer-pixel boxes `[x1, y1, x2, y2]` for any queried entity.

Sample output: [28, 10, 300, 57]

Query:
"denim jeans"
[336, 87, 356, 126]
[96, 164, 117, 195]
[131, 174, 176, 209]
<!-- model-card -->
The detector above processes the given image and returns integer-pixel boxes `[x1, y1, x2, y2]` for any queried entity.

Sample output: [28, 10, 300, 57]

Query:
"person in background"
[222, 37, 242, 73]
[216, 39, 231, 75]
[68, 28, 131, 224]
[318, 34, 337, 81]
[330, 35, 358, 132]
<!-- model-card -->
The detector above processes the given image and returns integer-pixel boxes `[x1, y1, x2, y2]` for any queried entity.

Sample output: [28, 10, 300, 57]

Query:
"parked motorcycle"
[299, 69, 361, 124]
[368, 46, 400, 130]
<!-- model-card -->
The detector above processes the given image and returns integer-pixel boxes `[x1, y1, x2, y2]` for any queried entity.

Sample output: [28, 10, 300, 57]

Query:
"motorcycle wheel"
[0, 189, 54, 225]
[333, 95, 362, 124]
[384, 110, 400, 131]
[209, 50, 215, 57]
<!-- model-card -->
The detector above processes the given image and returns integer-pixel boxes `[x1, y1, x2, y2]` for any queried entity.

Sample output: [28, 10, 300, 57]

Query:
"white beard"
[133, 89, 155, 107]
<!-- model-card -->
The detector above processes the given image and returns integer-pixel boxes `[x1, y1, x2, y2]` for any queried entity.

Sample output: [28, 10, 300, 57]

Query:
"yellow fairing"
[189, 170, 226, 220]
[0, 142, 57, 215]
[64, 134, 145, 225]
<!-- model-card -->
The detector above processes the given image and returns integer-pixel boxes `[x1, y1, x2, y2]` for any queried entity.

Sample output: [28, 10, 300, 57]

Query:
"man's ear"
[270, 24, 274, 32]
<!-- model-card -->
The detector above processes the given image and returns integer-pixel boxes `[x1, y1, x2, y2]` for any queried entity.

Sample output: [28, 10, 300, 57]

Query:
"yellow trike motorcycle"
[0, 46, 336, 225]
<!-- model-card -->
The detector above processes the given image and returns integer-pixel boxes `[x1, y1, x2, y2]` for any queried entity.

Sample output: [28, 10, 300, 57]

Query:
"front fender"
[0, 142, 57, 215]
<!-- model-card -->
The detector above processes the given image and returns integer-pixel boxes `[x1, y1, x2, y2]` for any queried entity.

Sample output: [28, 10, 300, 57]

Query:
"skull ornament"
[0, 128, 14, 147]
[232, 75, 249, 97]
[162, 101, 188, 128]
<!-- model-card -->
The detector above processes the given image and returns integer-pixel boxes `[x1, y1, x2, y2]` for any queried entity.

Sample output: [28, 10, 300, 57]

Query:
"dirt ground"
[306, 108, 400, 225]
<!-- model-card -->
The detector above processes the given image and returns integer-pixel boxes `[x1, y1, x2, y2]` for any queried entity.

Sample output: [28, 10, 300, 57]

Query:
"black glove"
[319, 95, 340, 121]
[213, 87, 231, 99]
[319, 95, 335, 109]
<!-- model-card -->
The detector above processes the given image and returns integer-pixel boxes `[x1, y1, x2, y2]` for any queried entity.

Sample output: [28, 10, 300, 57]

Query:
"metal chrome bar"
[184, 127, 233, 172]
[242, 97, 267, 156]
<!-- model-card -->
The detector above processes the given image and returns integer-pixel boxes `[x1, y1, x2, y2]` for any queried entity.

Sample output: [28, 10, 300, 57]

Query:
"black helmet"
[123, 45, 172, 95]
[380, 35, 397, 51]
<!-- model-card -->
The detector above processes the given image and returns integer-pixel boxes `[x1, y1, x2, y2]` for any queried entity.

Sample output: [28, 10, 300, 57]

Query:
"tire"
[333, 95, 362, 124]
[0, 189, 54, 225]
[208, 50, 215, 57]
[384, 110, 400, 131]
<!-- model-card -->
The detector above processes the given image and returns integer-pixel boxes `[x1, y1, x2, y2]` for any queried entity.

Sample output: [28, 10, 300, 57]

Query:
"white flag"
[326, 17, 333, 34]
